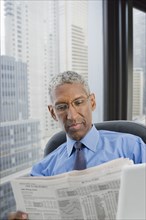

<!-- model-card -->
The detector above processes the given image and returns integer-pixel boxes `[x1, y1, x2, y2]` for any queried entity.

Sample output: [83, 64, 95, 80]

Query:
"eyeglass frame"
[53, 94, 91, 114]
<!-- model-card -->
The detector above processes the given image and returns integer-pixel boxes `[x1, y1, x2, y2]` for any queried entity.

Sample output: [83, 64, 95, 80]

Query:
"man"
[8, 71, 146, 219]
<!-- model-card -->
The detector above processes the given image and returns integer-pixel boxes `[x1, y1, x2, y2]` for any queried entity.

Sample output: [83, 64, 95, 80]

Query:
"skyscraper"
[0, 56, 41, 219]
[58, 1, 88, 79]
[133, 68, 144, 119]
[3, 0, 60, 139]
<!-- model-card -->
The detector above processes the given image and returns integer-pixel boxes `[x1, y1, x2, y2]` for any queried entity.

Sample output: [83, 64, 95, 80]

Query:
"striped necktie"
[73, 142, 86, 170]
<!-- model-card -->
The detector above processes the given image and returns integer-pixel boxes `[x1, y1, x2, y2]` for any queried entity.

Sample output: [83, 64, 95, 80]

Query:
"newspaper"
[11, 158, 133, 220]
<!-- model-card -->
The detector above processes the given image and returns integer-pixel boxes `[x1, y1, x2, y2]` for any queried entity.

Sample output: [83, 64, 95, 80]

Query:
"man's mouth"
[68, 123, 83, 130]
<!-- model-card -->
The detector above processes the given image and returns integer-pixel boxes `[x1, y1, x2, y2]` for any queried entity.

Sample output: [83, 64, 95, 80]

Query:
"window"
[133, 8, 146, 125]
[0, 1, 103, 218]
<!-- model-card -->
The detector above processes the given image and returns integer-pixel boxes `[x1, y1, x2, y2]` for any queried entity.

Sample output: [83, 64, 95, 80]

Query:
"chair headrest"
[44, 120, 146, 157]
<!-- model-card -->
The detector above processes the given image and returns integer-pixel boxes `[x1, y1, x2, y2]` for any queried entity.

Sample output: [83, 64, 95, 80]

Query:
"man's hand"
[8, 211, 28, 220]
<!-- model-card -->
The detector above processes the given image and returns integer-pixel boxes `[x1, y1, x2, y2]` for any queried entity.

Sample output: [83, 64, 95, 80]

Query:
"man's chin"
[67, 129, 86, 141]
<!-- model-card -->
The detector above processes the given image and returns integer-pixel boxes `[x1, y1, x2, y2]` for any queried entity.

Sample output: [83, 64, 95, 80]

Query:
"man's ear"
[48, 105, 58, 121]
[90, 93, 96, 111]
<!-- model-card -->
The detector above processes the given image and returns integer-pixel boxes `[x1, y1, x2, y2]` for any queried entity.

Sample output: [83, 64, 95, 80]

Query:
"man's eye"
[74, 99, 84, 106]
[56, 104, 67, 111]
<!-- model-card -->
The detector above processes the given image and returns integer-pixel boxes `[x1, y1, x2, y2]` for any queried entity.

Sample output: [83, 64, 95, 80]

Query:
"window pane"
[0, 0, 103, 218]
[133, 9, 146, 125]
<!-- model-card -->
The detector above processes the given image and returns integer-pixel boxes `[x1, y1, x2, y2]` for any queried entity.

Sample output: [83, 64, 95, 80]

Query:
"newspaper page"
[11, 158, 133, 220]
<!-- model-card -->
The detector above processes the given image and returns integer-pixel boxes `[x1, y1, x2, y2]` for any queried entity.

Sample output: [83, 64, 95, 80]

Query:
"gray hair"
[48, 71, 90, 102]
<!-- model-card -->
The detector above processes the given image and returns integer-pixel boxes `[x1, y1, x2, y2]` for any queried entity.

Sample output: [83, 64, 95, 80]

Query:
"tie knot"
[74, 142, 83, 151]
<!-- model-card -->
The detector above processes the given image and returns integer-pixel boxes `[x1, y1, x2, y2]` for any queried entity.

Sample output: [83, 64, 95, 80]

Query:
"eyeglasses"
[54, 95, 91, 114]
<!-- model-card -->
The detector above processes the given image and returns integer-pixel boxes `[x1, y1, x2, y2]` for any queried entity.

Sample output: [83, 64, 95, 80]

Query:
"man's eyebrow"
[55, 101, 67, 105]
[72, 96, 86, 101]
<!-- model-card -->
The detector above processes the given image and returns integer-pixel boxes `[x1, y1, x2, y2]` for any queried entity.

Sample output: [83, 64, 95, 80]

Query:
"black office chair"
[44, 120, 146, 157]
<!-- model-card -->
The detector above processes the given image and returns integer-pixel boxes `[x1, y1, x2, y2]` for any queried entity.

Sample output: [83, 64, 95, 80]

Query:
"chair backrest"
[44, 120, 146, 157]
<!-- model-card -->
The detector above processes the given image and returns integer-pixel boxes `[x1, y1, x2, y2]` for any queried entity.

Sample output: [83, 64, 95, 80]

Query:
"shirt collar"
[66, 124, 99, 157]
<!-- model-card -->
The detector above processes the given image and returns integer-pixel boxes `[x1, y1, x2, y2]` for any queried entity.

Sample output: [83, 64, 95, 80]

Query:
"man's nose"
[66, 104, 78, 119]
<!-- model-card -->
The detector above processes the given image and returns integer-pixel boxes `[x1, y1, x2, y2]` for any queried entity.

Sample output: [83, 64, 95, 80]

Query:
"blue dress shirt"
[31, 125, 146, 176]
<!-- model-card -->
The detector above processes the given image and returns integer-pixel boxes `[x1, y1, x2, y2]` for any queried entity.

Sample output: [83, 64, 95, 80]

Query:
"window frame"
[103, 0, 146, 121]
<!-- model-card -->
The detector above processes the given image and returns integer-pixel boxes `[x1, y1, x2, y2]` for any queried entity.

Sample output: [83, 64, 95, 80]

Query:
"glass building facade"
[0, 56, 41, 220]
[0, 0, 104, 219]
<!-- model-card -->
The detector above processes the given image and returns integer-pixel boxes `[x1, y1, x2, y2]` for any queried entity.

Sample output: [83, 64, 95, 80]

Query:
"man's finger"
[8, 211, 28, 220]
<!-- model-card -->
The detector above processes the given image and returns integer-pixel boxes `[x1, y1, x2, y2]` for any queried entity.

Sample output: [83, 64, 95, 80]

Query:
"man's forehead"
[52, 84, 87, 103]
[53, 83, 87, 95]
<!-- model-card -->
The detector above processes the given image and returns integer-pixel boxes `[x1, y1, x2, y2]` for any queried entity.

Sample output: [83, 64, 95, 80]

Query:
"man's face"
[48, 83, 96, 140]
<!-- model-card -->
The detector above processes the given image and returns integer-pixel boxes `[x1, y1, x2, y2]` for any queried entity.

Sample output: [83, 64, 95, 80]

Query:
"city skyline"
[0, 1, 89, 219]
